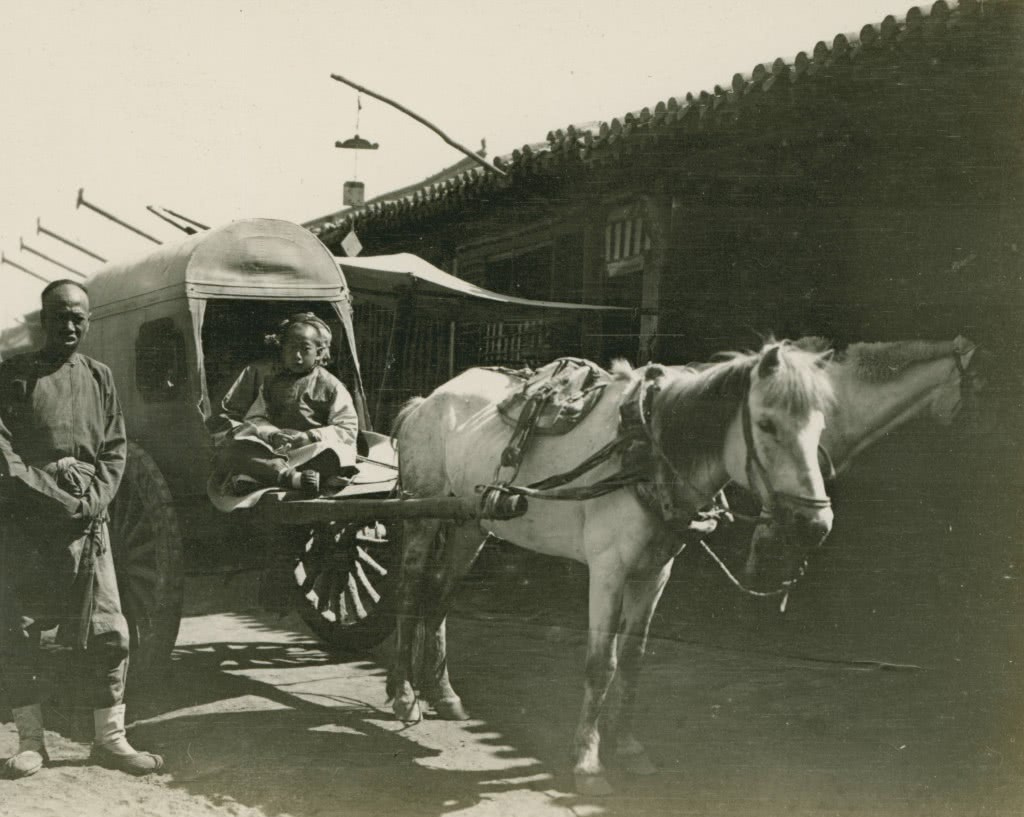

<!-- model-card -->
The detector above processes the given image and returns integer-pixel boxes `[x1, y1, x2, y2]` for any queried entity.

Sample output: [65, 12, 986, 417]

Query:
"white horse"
[387, 341, 834, 795]
[742, 335, 980, 583]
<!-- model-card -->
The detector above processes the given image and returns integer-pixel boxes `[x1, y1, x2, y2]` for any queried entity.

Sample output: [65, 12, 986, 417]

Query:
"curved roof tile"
[309, 1, 1002, 244]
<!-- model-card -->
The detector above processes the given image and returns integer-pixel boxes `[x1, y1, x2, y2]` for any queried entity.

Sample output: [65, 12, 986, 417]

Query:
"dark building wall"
[653, 15, 1023, 363]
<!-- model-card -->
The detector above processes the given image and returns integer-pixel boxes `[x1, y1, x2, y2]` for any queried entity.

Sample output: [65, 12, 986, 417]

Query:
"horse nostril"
[795, 514, 832, 546]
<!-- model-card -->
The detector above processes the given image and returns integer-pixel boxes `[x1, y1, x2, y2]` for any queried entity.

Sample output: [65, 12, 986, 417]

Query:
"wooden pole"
[146, 205, 197, 235]
[19, 239, 86, 278]
[330, 73, 507, 177]
[76, 188, 163, 244]
[159, 205, 209, 231]
[1, 253, 50, 284]
[448, 320, 456, 379]
[36, 219, 107, 263]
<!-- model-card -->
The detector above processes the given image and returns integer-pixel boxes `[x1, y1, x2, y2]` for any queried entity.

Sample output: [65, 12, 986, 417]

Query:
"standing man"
[0, 280, 163, 778]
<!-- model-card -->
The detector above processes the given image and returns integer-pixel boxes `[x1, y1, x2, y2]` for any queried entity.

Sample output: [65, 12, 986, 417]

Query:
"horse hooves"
[392, 697, 422, 725]
[618, 750, 658, 776]
[431, 697, 470, 721]
[574, 772, 614, 797]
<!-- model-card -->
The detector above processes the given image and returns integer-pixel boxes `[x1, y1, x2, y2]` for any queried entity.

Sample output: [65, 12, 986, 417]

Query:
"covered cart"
[0, 219, 622, 673]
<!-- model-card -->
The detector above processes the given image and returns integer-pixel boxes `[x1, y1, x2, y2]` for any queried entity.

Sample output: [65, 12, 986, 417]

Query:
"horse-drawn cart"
[0, 219, 533, 674]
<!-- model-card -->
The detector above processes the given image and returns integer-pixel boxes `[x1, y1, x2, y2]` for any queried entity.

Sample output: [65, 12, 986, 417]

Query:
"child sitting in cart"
[212, 313, 358, 497]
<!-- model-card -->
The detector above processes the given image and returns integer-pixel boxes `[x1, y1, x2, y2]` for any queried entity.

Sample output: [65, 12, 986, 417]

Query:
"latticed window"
[604, 204, 651, 278]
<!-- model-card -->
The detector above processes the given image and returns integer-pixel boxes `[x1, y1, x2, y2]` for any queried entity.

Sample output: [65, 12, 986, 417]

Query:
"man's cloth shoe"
[91, 704, 164, 776]
[2, 704, 48, 779]
[89, 744, 164, 776]
[2, 748, 48, 779]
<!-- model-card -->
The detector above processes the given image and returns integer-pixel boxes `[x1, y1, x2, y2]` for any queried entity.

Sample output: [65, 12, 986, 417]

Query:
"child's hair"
[265, 312, 333, 364]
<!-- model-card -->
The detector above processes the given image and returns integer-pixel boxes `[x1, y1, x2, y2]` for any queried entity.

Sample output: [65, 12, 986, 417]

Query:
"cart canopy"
[88, 219, 349, 317]
[337, 253, 626, 321]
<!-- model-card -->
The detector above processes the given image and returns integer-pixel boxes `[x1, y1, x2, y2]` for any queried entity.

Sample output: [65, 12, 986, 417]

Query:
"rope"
[696, 537, 806, 613]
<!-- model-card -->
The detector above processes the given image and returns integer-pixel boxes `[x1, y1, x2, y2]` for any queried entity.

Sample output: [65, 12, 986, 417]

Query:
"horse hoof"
[392, 697, 422, 725]
[618, 750, 657, 776]
[431, 697, 470, 721]
[574, 772, 614, 797]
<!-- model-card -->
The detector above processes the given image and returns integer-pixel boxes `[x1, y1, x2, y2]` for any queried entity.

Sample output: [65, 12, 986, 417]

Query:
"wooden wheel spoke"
[356, 545, 387, 577]
[126, 540, 157, 561]
[119, 515, 152, 550]
[312, 570, 332, 613]
[295, 516, 397, 650]
[125, 562, 159, 585]
[347, 573, 368, 621]
[354, 561, 381, 604]
[329, 575, 345, 623]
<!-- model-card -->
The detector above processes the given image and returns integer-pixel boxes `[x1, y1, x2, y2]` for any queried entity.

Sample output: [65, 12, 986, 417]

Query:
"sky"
[0, 0, 907, 326]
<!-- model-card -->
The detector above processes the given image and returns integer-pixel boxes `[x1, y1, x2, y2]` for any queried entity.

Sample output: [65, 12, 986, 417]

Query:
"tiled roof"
[310, 0, 1008, 245]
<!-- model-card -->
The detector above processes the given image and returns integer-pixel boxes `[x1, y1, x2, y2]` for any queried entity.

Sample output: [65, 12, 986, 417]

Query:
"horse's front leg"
[572, 554, 625, 797]
[387, 517, 441, 724]
[605, 556, 675, 776]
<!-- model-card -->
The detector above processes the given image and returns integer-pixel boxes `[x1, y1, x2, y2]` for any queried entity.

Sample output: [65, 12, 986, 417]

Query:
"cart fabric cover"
[82, 219, 367, 423]
[337, 253, 626, 321]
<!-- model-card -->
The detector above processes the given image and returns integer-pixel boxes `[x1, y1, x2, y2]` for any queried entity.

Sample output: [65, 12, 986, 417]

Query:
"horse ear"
[815, 349, 834, 368]
[758, 345, 781, 377]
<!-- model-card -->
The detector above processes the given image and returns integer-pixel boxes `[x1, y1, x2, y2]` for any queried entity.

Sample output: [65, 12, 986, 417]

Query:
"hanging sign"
[341, 229, 363, 258]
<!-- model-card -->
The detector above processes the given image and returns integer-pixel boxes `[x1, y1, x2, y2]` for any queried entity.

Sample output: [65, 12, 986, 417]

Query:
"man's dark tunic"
[0, 351, 129, 706]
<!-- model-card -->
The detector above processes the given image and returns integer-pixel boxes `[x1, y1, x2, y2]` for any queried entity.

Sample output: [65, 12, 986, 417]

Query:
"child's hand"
[270, 430, 310, 450]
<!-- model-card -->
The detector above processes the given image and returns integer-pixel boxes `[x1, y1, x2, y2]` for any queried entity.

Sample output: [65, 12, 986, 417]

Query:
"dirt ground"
[1, 571, 1021, 817]
[2, 426, 1022, 817]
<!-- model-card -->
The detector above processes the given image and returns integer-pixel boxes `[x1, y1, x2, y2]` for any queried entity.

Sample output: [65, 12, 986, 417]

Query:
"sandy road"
[2, 573, 1022, 817]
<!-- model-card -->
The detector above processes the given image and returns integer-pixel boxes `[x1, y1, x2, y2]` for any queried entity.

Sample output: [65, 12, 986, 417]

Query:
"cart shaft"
[257, 491, 527, 525]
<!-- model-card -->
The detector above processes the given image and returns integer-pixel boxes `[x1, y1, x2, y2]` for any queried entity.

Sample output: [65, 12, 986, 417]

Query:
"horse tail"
[392, 396, 426, 440]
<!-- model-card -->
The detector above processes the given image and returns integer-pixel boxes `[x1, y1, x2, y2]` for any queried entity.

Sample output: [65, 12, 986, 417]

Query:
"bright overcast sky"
[0, 0, 906, 325]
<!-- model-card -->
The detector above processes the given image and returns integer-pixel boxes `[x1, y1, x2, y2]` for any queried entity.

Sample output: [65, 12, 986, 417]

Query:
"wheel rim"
[106, 443, 183, 671]
[110, 482, 161, 649]
[294, 520, 391, 629]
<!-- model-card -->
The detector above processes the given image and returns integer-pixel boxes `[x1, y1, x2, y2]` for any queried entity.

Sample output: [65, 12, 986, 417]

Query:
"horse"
[741, 335, 980, 584]
[387, 340, 835, 796]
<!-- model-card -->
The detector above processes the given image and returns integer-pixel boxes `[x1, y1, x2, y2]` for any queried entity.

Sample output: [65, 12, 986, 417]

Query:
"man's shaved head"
[40, 279, 91, 357]
[41, 278, 89, 309]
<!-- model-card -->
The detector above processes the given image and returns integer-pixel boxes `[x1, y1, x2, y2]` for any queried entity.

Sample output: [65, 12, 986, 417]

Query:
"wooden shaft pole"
[330, 73, 506, 177]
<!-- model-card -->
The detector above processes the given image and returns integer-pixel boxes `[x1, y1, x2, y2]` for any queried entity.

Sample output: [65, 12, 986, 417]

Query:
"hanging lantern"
[343, 181, 365, 207]
[336, 93, 378, 207]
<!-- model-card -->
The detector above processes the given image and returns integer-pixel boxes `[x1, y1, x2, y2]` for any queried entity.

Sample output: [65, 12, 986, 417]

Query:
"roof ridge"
[309, 0, 1002, 242]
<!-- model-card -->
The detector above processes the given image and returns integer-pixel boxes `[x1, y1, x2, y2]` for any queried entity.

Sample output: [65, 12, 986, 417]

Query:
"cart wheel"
[108, 441, 184, 675]
[293, 518, 398, 651]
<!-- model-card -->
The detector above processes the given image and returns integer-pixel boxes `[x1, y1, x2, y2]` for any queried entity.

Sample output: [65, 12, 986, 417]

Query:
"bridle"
[740, 396, 832, 525]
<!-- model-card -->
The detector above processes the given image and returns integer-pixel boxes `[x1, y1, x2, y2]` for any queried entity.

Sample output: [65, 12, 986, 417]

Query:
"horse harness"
[486, 361, 828, 539]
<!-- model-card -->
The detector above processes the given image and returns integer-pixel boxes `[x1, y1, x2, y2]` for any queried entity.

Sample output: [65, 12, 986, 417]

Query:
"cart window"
[136, 318, 187, 402]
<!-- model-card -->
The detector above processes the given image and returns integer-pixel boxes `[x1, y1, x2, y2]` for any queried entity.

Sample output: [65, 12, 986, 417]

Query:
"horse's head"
[729, 342, 835, 582]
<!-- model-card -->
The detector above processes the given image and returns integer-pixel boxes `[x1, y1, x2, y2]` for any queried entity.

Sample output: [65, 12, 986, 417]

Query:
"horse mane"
[654, 343, 833, 472]
[837, 340, 953, 383]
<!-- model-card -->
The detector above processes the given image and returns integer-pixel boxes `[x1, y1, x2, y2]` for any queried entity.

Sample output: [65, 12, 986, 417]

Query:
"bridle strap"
[818, 444, 837, 483]
[741, 393, 832, 515]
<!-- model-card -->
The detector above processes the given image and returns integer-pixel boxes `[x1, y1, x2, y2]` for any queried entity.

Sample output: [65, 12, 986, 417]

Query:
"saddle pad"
[497, 357, 610, 435]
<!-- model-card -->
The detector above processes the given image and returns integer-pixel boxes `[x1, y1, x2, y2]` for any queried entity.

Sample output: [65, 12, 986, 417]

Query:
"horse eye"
[757, 418, 777, 436]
